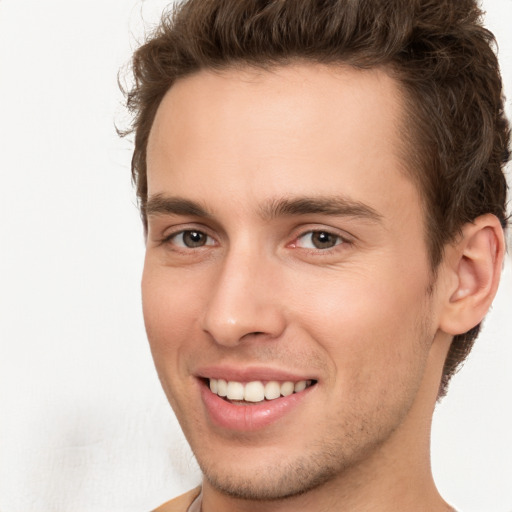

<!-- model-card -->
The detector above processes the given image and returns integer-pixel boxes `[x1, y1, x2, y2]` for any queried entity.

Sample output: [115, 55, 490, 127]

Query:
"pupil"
[313, 232, 336, 249]
[184, 231, 205, 247]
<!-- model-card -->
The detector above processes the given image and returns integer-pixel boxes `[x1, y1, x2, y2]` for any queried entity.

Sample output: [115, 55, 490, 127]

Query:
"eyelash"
[160, 227, 351, 254]
[161, 229, 216, 249]
[291, 230, 348, 251]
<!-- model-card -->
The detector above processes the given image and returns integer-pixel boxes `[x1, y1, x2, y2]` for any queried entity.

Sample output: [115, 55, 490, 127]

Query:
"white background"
[0, 1, 510, 511]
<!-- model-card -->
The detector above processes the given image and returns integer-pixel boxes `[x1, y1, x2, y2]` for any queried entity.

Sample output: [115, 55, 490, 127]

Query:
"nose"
[200, 248, 286, 347]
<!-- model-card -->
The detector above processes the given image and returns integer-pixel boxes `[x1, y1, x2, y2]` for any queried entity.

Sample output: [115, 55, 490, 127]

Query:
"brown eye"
[183, 231, 206, 247]
[170, 230, 213, 248]
[296, 231, 343, 250]
[311, 231, 339, 249]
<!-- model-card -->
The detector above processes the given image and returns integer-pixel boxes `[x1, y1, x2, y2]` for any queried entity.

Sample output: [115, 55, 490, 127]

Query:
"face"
[143, 64, 445, 501]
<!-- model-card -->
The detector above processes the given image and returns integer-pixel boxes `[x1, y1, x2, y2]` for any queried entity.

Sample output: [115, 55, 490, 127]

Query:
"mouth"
[198, 374, 318, 431]
[206, 378, 317, 405]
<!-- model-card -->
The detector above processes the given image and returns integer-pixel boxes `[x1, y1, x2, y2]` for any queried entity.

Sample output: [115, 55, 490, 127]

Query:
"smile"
[208, 378, 315, 403]
[199, 374, 317, 431]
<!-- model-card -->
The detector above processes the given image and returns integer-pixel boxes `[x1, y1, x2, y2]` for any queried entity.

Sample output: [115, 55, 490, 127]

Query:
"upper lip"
[196, 365, 317, 383]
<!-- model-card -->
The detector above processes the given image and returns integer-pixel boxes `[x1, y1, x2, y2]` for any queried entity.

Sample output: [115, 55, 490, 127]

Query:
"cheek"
[141, 262, 204, 361]
[141, 264, 207, 421]
[296, 279, 432, 434]
[291, 267, 432, 383]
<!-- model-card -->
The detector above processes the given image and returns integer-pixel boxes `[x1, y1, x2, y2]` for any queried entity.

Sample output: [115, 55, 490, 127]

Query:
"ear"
[438, 214, 505, 336]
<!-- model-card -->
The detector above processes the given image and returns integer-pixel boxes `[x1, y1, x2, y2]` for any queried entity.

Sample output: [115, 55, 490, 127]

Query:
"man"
[123, 0, 509, 510]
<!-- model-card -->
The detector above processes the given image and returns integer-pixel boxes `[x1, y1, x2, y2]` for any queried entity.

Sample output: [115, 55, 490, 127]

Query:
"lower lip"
[199, 380, 314, 431]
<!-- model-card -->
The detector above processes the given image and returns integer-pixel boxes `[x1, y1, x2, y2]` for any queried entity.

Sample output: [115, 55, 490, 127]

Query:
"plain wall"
[0, 1, 510, 511]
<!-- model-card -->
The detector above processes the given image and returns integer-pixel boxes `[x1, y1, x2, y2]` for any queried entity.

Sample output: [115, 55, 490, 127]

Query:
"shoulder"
[151, 487, 202, 512]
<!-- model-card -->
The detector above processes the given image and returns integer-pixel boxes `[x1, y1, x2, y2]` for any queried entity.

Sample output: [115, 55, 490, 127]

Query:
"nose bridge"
[201, 241, 285, 346]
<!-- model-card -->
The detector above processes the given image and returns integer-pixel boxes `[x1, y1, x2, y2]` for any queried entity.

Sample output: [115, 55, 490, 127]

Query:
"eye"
[295, 230, 344, 250]
[167, 230, 215, 248]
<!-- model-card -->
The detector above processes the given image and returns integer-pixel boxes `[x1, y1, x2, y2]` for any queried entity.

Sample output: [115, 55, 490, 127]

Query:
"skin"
[142, 64, 501, 511]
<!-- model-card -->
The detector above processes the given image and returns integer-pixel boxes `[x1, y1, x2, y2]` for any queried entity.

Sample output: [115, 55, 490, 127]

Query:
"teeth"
[244, 381, 265, 402]
[226, 381, 244, 400]
[208, 378, 312, 403]
[294, 380, 307, 392]
[217, 379, 227, 397]
[264, 381, 281, 400]
[280, 381, 294, 396]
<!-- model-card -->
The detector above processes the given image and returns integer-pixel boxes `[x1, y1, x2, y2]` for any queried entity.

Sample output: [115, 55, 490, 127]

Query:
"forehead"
[146, 63, 419, 227]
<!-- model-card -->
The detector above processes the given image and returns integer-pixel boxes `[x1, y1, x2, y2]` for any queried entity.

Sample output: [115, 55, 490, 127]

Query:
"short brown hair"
[122, 0, 510, 396]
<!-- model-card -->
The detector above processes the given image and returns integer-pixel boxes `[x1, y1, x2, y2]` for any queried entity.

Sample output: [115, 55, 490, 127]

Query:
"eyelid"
[160, 224, 218, 247]
[154, 222, 354, 252]
[289, 226, 354, 248]
[297, 231, 342, 248]
[171, 231, 216, 248]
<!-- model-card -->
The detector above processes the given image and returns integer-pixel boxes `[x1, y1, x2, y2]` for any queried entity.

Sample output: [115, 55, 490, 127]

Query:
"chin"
[195, 442, 357, 502]
[203, 464, 334, 501]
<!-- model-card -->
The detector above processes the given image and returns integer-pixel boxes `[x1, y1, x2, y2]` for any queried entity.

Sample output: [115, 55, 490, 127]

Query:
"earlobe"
[439, 214, 505, 336]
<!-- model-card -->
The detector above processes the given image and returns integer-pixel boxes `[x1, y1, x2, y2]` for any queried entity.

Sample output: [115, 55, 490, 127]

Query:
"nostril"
[239, 331, 266, 341]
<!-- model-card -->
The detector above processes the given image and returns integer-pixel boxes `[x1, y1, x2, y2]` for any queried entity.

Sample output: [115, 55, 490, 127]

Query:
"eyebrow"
[145, 194, 211, 218]
[144, 193, 382, 223]
[259, 196, 383, 223]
